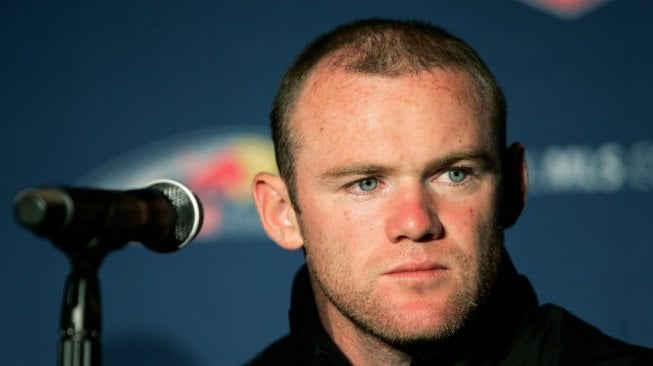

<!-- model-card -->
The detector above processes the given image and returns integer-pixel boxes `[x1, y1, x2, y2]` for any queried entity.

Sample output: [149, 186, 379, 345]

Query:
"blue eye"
[358, 178, 378, 192]
[448, 169, 467, 183]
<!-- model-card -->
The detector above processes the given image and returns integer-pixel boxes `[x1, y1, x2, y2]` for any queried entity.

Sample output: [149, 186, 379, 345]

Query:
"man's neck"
[314, 287, 412, 366]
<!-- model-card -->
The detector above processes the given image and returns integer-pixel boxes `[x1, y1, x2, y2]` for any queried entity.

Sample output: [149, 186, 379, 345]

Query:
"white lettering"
[527, 141, 650, 195]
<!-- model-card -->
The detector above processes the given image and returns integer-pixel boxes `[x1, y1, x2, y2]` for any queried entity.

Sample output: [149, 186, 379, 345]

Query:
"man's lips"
[384, 262, 449, 279]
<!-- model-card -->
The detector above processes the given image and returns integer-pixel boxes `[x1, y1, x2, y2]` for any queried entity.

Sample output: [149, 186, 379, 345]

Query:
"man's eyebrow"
[319, 149, 498, 180]
[428, 149, 498, 170]
[320, 164, 393, 180]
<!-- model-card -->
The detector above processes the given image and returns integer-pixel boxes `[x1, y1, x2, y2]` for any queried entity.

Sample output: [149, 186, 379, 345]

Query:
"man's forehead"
[291, 66, 492, 134]
[288, 67, 500, 170]
[296, 63, 488, 111]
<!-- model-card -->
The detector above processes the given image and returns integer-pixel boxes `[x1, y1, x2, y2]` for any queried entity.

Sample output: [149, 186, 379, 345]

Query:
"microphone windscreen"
[145, 179, 203, 252]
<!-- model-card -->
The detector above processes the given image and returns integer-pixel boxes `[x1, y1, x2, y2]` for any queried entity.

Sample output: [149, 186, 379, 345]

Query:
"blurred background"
[2, 1, 652, 364]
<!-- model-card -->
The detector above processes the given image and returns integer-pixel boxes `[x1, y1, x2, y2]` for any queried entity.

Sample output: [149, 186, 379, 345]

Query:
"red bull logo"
[517, 0, 612, 20]
[80, 127, 277, 243]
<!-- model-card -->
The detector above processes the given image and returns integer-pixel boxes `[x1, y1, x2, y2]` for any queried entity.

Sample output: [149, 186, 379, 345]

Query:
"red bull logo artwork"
[80, 127, 277, 243]
[517, 0, 613, 20]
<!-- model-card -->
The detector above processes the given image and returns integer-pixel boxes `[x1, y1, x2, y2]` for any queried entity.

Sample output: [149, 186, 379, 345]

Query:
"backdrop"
[2, 1, 652, 365]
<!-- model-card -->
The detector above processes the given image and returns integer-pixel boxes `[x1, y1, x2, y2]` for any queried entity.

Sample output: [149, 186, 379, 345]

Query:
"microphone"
[13, 179, 203, 253]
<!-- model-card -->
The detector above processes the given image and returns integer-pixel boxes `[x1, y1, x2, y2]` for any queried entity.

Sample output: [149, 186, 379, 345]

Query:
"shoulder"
[243, 333, 349, 366]
[243, 335, 304, 366]
[509, 303, 653, 365]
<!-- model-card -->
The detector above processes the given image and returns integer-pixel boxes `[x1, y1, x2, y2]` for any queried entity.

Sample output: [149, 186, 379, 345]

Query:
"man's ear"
[251, 172, 304, 250]
[503, 143, 529, 229]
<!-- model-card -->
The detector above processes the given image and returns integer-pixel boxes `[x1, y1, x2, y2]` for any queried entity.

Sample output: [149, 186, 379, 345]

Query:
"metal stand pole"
[58, 269, 102, 366]
[56, 238, 123, 366]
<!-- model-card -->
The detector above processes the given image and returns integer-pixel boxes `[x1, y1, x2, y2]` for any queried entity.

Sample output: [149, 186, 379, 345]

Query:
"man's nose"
[385, 185, 443, 243]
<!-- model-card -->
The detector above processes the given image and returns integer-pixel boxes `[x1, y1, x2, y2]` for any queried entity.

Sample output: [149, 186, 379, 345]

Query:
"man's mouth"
[384, 261, 449, 280]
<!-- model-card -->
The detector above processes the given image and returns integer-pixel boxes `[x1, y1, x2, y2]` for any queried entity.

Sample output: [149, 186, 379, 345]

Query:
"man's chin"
[353, 307, 471, 347]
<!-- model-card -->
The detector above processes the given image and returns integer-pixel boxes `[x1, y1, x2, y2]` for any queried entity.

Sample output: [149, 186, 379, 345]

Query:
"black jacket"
[246, 256, 653, 365]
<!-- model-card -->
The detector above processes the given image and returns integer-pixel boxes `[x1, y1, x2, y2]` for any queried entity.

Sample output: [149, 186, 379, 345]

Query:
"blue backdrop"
[2, 1, 652, 365]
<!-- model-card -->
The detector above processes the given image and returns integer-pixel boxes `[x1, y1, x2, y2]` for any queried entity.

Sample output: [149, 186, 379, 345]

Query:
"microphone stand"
[12, 179, 203, 365]
[57, 237, 126, 366]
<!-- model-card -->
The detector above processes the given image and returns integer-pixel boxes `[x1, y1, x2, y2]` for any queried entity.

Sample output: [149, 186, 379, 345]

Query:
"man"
[248, 19, 653, 365]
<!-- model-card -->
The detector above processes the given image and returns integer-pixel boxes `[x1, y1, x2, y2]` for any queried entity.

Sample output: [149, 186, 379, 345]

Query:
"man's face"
[290, 66, 504, 344]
